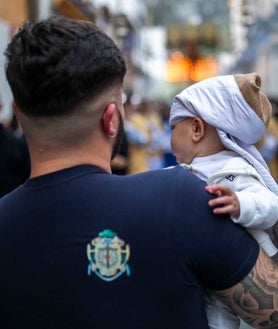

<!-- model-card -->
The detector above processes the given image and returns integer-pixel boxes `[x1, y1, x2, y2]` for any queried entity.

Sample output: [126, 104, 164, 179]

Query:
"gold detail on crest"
[87, 229, 131, 281]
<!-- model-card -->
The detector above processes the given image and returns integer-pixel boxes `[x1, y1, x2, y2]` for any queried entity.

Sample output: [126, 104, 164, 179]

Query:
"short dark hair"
[5, 15, 126, 117]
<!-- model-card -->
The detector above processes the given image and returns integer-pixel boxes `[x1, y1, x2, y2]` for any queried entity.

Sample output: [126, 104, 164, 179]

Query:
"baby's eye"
[170, 126, 175, 130]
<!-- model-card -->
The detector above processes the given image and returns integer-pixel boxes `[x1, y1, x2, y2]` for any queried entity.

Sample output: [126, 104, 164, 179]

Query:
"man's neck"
[29, 153, 111, 178]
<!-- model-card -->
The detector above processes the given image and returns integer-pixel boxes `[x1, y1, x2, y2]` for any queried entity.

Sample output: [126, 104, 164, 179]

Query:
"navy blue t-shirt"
[0, 165, 259, 329]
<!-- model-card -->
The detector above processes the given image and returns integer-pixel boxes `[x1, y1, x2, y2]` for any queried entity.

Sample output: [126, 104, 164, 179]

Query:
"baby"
[169, 73, 278, 329]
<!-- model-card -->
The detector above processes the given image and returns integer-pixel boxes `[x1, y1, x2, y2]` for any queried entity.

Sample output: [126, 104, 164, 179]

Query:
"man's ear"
[101, 103, 117, 137]
[192, 117, 205, 142]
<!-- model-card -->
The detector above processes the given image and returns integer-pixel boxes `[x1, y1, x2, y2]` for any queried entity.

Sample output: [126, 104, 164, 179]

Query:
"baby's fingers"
[205, 185, 222, 197]
[212, 204, 235, 215]
[208, 195, 230, 207]
[205, 184, 233, 196]
[208, 195, 240, 218]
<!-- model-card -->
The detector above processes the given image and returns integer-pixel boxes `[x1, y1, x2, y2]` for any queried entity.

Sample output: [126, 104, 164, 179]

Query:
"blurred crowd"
[111, 97, 177, 175]
[256, 98, 278, 182]
[2, 93, 278, 198]
[0, 100, 30, 198]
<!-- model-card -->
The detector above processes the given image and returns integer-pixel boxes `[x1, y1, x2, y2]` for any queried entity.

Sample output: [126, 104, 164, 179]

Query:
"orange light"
[191, 56, 218, 82]
[165, 54, 218, 83]
[165, 52, 192, 83]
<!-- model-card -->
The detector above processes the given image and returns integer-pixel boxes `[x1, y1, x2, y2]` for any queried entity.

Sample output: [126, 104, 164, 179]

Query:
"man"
[0, 15, 277, 329]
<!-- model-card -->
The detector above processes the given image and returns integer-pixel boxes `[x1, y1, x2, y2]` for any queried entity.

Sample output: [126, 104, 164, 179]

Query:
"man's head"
[5, 16, 126, 170]
[5, 15, 126, 118]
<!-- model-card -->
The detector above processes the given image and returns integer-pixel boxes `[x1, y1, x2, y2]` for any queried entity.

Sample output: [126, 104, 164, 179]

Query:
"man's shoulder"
[0, 187, 24, 226]
[126, 165, 204, 184]
[0, 186, 23, 205]
[119, 166, 207, 199]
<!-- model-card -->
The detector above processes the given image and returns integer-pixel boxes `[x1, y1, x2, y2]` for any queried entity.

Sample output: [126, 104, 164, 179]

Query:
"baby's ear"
[192, 117, 205, 142]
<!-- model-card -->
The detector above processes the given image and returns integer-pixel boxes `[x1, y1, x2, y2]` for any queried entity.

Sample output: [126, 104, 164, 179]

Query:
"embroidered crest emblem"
[87, 229, 131, 282]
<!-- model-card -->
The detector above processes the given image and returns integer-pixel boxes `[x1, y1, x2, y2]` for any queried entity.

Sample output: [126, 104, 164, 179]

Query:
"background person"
[0, 98, 30, 197]
[256, 112, 278, 181]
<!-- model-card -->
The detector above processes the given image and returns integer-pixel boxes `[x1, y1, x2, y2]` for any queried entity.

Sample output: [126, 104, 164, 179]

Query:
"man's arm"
[214, 248, 278, 329]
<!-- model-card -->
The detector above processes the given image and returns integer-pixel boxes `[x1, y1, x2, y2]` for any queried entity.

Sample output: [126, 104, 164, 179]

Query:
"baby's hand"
[205, 184, 240, 218]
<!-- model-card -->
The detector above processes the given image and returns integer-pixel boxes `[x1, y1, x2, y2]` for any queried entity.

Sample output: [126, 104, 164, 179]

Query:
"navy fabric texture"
[0, 165, 259, 329]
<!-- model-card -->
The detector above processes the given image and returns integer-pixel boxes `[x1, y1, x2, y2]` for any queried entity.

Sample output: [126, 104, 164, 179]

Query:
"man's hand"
[205, 184, 240, 218]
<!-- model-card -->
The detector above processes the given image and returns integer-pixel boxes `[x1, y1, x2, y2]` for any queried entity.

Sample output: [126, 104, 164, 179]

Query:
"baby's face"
[170, 118, 196, 164]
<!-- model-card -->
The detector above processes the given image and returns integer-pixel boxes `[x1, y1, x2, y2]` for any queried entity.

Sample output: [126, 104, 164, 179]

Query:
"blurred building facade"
[228, 0, 278, 99]
[0, 0, 150, 121]
[1, 0, 278, 121]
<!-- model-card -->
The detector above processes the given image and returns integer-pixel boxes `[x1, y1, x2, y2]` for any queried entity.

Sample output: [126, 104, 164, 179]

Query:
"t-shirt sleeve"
[172, 167, 259, 291]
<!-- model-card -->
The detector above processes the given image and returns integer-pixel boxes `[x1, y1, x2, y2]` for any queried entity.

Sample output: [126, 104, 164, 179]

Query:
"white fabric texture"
[203, 153, 278, 253]
[206, 300, 240, 329]
[181, 151, 278, 236]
